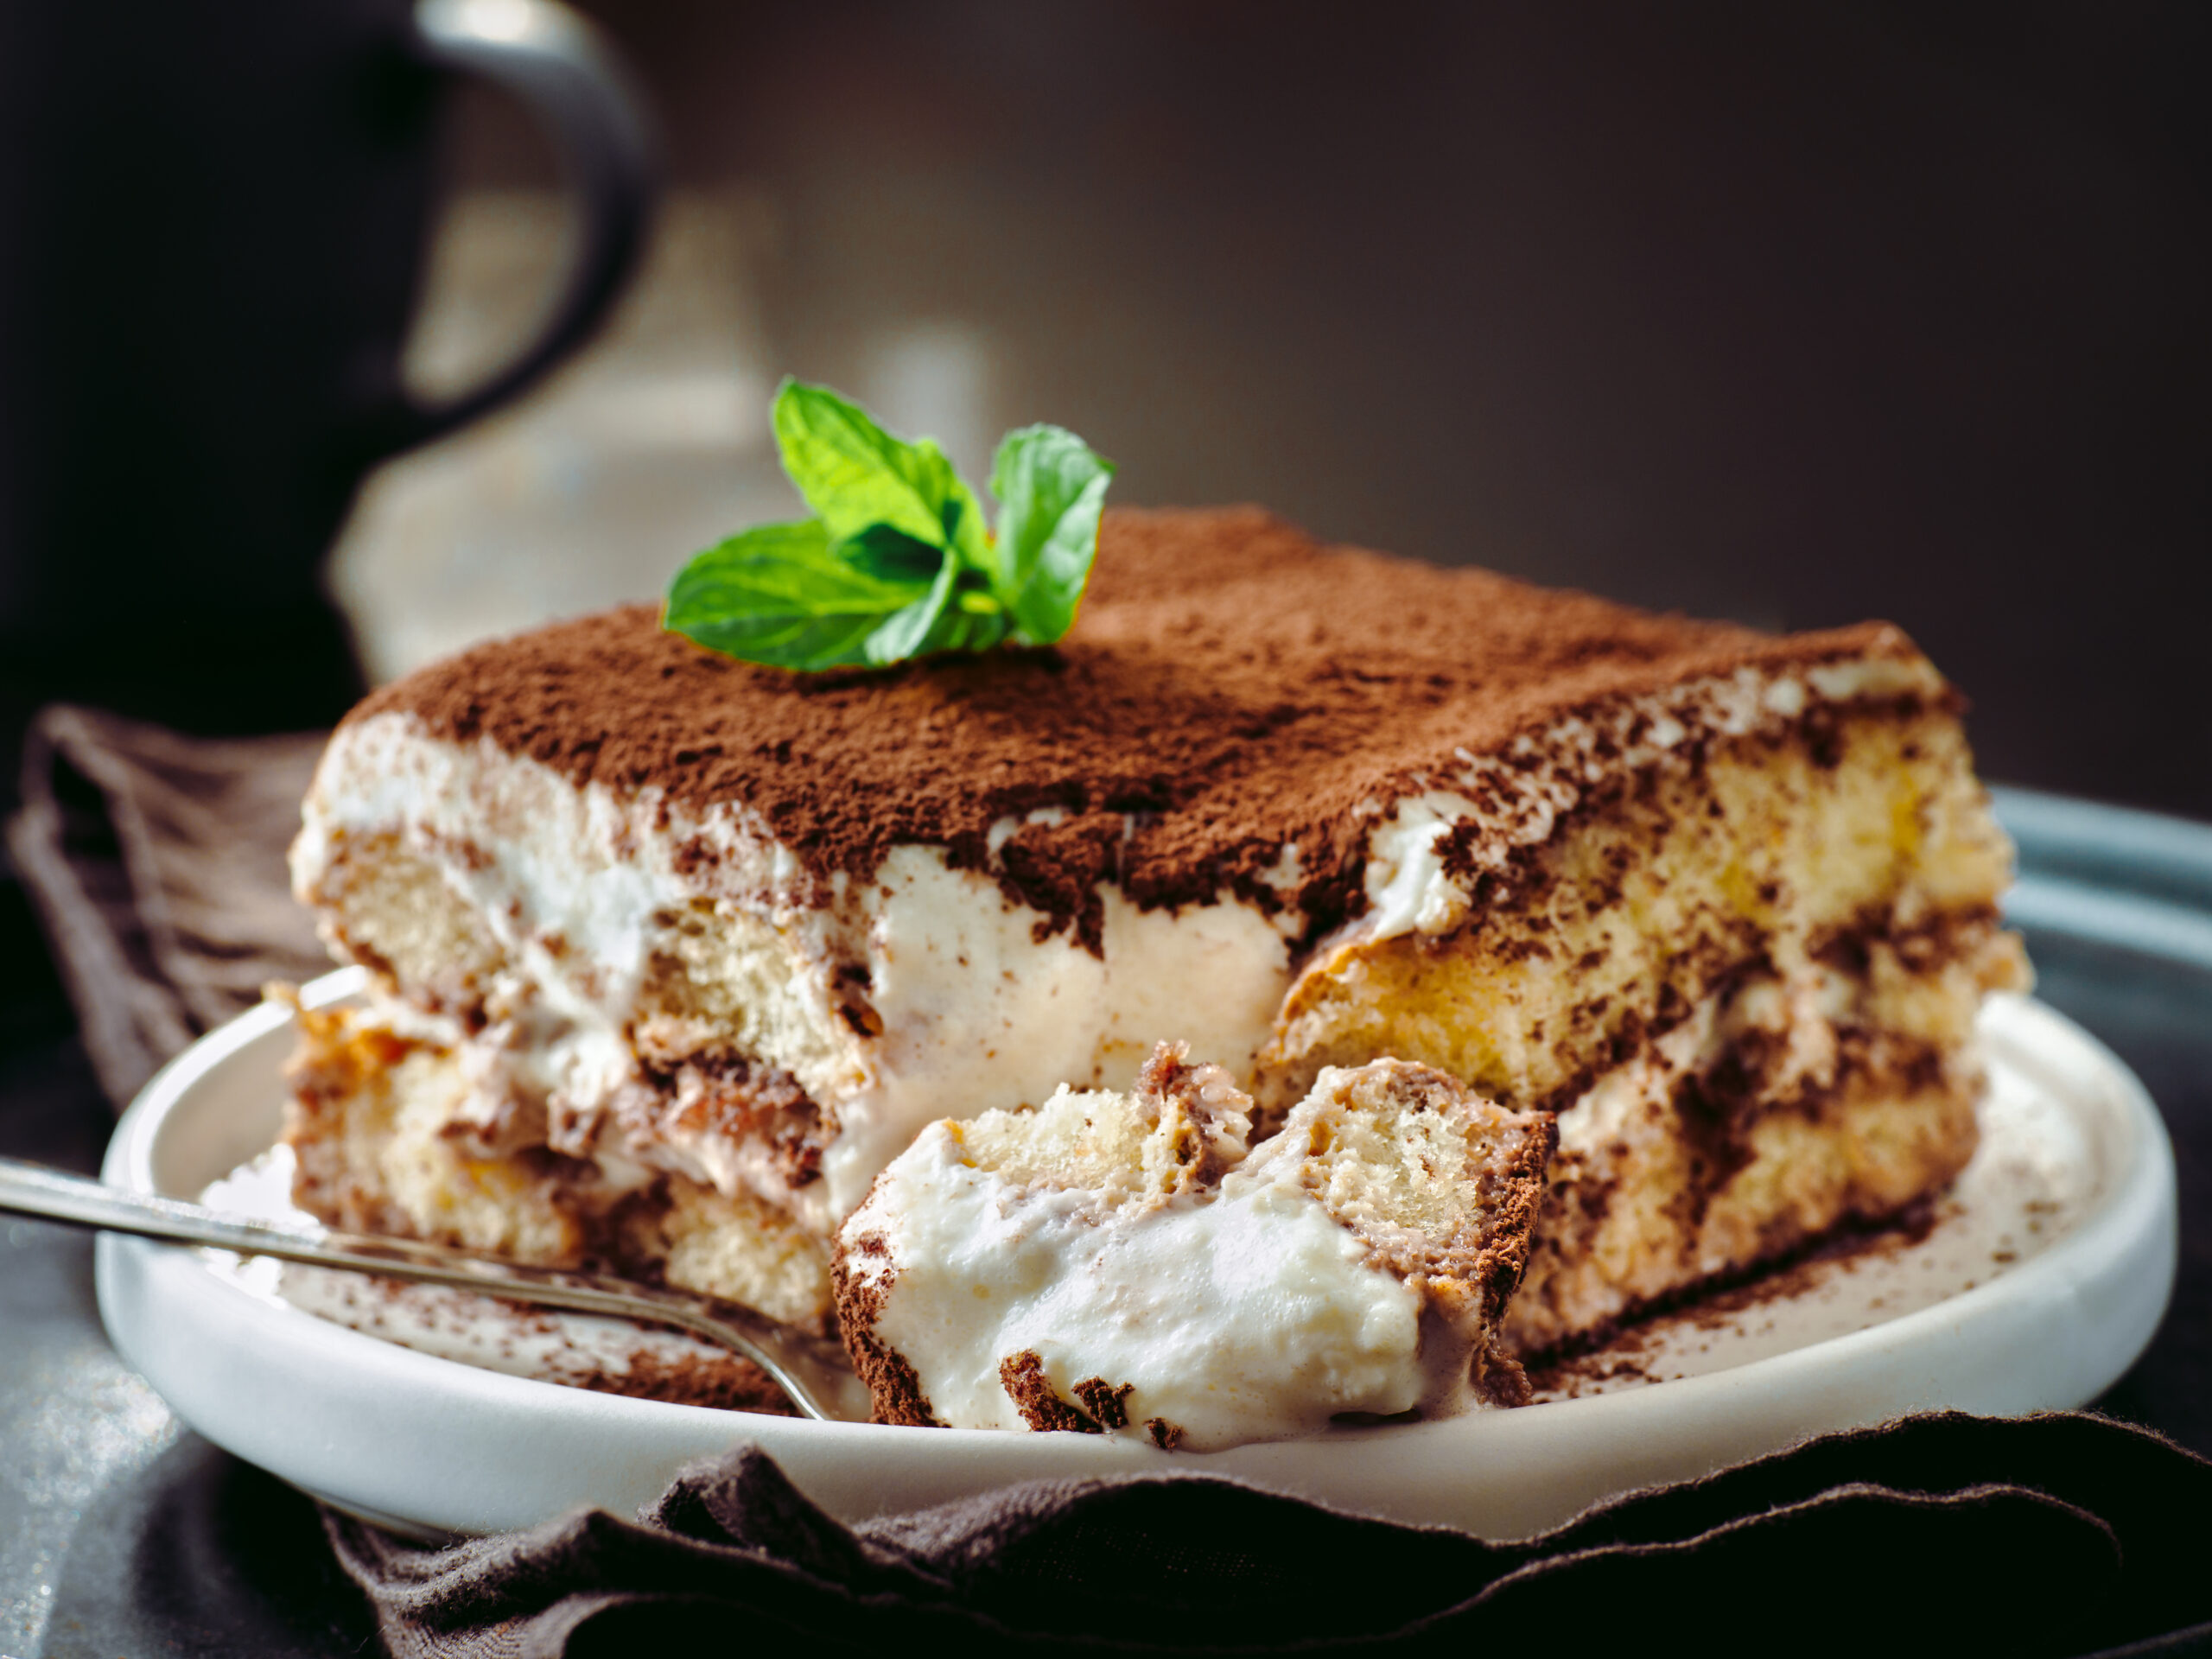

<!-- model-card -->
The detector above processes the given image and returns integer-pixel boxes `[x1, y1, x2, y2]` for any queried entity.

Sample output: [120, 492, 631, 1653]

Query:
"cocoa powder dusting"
[999, 1351, 1103, 1433]
[581, 1349, 796, 1414]
[349, 507, 1914, 944]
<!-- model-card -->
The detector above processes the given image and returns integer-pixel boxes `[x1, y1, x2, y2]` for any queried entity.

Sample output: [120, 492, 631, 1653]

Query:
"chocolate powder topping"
[1071, 1376, 1135, 1431]
[352, 507, 1916, 945]
[999, 1351, 1103, 1434]
[829, 1230, 943, 1427]
[584, 1348, 796, 1414]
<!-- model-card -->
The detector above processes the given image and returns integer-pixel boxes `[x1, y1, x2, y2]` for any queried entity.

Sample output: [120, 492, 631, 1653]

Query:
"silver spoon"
[0, 1155, 874, 1424]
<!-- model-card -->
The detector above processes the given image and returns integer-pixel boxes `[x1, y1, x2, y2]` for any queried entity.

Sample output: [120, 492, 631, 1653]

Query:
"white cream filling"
[848, 1124, 1426, 1450]
[838, 846, 1290, 1224]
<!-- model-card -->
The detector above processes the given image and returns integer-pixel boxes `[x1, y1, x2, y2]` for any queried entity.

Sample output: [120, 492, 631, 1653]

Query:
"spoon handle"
[0, 1154, 868, 1423]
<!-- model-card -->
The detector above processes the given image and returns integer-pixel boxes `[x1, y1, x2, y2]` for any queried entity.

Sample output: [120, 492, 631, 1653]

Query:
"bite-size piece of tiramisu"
[285, 505, 2024, 1359]
[835, 1045, 1553, 1448]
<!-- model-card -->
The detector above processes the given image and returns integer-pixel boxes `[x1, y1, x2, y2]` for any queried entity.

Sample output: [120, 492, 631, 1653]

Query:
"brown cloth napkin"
[11, 711, 2211, 1657]
[327, 1414, 2212, 1658]
[5, 703, 331, 1105]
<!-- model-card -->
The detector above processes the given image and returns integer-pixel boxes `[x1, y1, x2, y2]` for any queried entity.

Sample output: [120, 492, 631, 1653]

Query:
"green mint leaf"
[935, 571, 1011, 650]
[772, 378, 989, 569]
[988, 424, 1116, 645]
[839, 523, 948, 586]
[665, 518, 929, 671]
[864, 559, 1019, 664]
[862, 548, 962, 665]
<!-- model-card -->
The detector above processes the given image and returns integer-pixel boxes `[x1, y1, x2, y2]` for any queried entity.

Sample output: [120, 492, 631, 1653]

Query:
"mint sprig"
[665, 379, 1114, 671]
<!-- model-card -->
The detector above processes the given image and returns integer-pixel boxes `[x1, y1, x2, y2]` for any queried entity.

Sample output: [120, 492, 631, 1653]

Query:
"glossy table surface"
[3, 786, 2211, 1656]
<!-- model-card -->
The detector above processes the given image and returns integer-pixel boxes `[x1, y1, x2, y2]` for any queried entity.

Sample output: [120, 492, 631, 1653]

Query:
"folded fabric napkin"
[5, 703, 330, 1105]
[327, 1414, 2211, 1657]
[11, 709, 2211, 1657]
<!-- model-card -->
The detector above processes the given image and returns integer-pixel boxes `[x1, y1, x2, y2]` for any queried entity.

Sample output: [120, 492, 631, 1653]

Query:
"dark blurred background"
[433, 0, 2208, 813]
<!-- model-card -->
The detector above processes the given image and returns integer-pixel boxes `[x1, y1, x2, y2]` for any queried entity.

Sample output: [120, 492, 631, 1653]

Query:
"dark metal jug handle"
[380, 0, 658, 456]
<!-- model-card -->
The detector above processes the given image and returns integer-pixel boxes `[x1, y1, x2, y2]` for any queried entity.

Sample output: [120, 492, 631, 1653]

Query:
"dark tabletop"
[3, 791, 2210, 1658]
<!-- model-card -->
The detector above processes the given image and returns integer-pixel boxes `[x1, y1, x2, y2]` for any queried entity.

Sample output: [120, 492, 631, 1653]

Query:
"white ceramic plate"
[97, 971, 2177, 1541]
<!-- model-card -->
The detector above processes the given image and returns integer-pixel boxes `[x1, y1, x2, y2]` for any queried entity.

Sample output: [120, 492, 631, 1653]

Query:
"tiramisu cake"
[285, 505, 2026, 1401]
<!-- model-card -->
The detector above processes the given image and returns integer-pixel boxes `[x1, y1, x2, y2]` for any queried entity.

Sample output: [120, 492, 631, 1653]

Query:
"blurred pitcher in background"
[0, 0, 657, 800]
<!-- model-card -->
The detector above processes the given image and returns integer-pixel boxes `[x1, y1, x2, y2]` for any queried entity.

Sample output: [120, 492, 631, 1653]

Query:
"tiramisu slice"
[836, 1046, 1553, 1447]
[286, 505, 2024, 1357]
